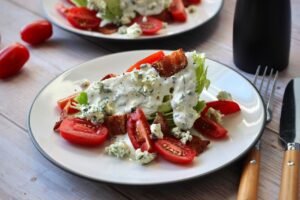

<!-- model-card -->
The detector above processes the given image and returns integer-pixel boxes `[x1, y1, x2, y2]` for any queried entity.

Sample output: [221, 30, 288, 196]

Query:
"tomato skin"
[154, 137, 196, 164]
[0, 43, 30, 79]
[193, 116, 228, 139]
[66, 7, 101, 30]
[57, 93, 79, 114]
[169, 0, 187, 22]
[133, 16, 163, 35]
[126, 50, 165, 72]
[21, 20, 53, 45]
[127, 108, 154, 152]
[59, 118, 108, 146]
[202, 100, 241, 115]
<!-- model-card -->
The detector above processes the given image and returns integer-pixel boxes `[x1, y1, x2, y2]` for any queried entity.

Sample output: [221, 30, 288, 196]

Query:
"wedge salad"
[53, 49, 241, 165]
[56, 0, 201, 38]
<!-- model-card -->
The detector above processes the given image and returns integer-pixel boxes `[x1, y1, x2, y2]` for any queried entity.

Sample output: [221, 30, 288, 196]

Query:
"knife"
[279, 78, 300, 200]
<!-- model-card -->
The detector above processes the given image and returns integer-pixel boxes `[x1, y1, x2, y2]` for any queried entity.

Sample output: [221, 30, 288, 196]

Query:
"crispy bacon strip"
[187, 136, 210, 155]
[153, 112, 170, 134]
[104, 114, 127, 136]
[152, 49, 188, 77]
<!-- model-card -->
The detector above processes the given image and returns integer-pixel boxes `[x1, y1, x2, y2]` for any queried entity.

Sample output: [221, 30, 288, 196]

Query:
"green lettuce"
[71, 0, 87, 7]
[74, 92, 88, 105]
[193, 53, 210, 94]
[103, 0, 121, 22]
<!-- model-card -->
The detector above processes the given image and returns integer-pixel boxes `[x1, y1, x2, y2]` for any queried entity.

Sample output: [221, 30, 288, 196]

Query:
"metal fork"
[237, 66, 278, 200]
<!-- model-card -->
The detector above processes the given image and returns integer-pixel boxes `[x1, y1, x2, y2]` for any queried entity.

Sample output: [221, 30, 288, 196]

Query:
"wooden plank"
[0, 116, 129, 200]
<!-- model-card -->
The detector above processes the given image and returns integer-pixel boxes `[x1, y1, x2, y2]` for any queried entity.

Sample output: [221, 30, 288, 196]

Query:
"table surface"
[1, 0, 299, 199]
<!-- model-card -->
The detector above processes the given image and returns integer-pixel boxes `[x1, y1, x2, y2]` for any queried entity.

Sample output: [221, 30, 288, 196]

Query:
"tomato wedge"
[127, 108, 154, 152]
[193, 116, 228, 139]
[202, 100, 241, 115]
[57, 93, 79, 114]
[66, 7, 100, 30]
[59, 118, 108, 146]
[133, 16, 163, 35]
[126, 50, 165, 72]
[154, 137, 196, 164]
[169, 0, 187, 22]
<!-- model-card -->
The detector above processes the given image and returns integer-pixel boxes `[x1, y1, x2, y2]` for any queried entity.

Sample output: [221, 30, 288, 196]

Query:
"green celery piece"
[74, 92, 88, 105]
[157, 101, 172, 113]
[194, 100, 206, 113]
[103, 0, 121, 21]
[71, 0, 87, 7]
[193, 53, 210, 94]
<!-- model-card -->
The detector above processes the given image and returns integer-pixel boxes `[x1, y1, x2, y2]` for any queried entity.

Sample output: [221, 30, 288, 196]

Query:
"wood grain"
[0, 0, 300, 199]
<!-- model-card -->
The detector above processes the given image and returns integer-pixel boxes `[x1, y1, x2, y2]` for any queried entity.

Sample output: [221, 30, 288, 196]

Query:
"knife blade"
[279, 78, 300, 200]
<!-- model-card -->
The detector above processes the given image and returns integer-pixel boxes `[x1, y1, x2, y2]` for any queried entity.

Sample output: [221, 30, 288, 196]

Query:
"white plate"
[43, 0, 223, 40]
[28, 50, 266, 185]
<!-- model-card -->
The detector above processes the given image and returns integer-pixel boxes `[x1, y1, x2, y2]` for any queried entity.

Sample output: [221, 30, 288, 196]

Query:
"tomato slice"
[66, 7, 101, 30]
[126, 50, 165, 72]
[127, 108, 154, 152]
[101, 73, 117, 81]
[202, 100, 241, 115]
[169, 0, 187, 22]
[193, 116, 228, 139]
[59, 118, 108, 146]
[154, 137, 196, 164]
[133, 16, 163, 35]
[57, 93, 79, 114]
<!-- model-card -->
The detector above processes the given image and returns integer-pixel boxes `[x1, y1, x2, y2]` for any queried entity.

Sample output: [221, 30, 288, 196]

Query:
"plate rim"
[42, 0, 224, 41]
[27, 50, 266, 185]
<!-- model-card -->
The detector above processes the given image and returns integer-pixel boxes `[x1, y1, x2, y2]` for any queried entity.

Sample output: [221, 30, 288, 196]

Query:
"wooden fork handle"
[237, 147, 260, 200]
[279, 149, 300, 200]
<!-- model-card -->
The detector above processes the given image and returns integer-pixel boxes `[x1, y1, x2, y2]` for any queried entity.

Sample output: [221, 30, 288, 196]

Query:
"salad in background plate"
[56, 0, 201, 38]
[53, 49, 241, 165]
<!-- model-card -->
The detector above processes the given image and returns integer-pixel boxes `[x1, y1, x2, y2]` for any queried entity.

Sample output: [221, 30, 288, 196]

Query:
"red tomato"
[57, 93, 79, 114]
[66, 0, 75, 5]
[193, 116, 228, 139]
[0, 43, 30, 79]
[59, 118, 108, 146]
[183, 0, 201, 6]
[127, 108, 154, 152]
[21, 20, 53, 45]
[133, 16, 163, 35]
[101, 73, 117, 81]
[126, 50, 165, 72]
[169, 0, 187, 22]
[97, 24, 118, 34]
[154, 137, 196, 164]
[66, 7, 101, 30]
[202, 100, 241, 115]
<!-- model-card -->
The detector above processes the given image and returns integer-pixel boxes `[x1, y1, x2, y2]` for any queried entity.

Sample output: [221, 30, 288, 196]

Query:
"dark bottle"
[233, 0, 291, 74]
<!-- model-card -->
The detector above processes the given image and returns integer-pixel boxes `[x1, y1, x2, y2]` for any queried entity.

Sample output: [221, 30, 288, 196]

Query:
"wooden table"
[0, 0, 299, 199]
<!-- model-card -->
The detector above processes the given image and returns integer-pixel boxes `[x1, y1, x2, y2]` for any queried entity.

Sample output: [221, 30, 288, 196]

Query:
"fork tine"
[253, 65, 261, 85]
[266, 70, 278, 111]
[264, 68, 274, 100]
[259, 66, 268, 92]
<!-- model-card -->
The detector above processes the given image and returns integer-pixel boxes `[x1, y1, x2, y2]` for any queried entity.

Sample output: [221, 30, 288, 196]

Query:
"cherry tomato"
[57, 93, 79, 114]
[0, 43, 30, 79]
[183, 0, 201, 6]
[21, 20, 53, 45]
[193, 116, 228, 139]
[59, 118, 108, 146]
[126, 50, 165, 72]
[169, 0, 187, 22]
[97, 24, 118, 35]
[202, 100, 241, 115]
[66, 7, 101, 30]
[127, 108, 154, 152]
[154, 137, 196, 164]
[101, 73, 117, 81]
[133, 16, 163, 35]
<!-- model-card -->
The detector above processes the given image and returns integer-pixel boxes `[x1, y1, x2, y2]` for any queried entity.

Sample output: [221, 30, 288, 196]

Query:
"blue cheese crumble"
[135, 149, 156, 164]
[126, 23, 142, 38]
[150, 123, 164, 139]
[171, 127, 192, 144]
[217, 91, 232, 101]
[206, 107, 223, 124]
[105, 141, 131, 159]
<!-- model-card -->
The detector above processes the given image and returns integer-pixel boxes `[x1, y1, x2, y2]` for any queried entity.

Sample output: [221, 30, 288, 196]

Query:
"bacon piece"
[187, 136, 210, 155]
[104, 114, 127, 136]
[97, 24, 118, 35]
[153, 112, 170, 134]
[152, 49, 188, 77]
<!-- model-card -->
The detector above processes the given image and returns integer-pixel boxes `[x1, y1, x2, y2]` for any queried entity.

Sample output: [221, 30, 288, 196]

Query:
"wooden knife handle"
[237, 147, 260, 200]
[279, 150, 300, 200]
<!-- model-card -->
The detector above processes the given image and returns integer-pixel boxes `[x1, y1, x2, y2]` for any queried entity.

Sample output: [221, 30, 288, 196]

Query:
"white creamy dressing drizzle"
[81, 52, 199, 130]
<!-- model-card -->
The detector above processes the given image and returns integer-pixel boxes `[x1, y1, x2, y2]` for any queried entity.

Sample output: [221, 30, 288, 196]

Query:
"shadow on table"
[82, 14, 221, 53]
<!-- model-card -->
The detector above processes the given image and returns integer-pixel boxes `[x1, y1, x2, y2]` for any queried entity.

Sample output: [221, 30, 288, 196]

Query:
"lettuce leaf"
[71, 0, 87, 7]
[74, 92, 88, 105]
[103, 0, 121, 21]
[193, 53, 210, 94]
